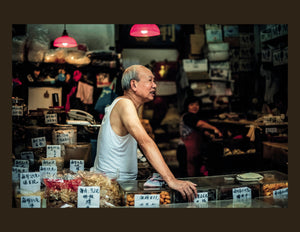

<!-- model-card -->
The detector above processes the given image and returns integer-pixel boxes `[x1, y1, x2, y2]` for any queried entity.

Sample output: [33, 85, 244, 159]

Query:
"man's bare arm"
[117, 99, 197, 201]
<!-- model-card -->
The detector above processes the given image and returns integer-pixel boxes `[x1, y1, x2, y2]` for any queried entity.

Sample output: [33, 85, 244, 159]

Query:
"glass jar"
[52, 124, 77, 145]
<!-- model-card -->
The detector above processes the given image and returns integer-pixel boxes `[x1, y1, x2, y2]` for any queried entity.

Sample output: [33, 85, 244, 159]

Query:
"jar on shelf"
[52, 124, 77, 145]
[12, 97, 27, 123]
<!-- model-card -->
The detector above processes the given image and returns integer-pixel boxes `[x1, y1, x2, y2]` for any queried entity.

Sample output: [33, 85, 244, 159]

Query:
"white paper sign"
[20, 172, 41, 194]
[12, 105, 23, 116]
[70, 160, 84, 173]
[20, 151, 34, 165]
[232, 187, 252, 200]
[39, 166, 57, 180]
[134, 194, 160, 207]
[265, 127, 278, 134]
[273, 188, 288, 199]
[14, 159, 30, 169]
[45, 113, 57, 124]
[21, 196, 41, 208]
[42, 160, 56, 166]
[194, 192, 209, 203]
[77, 186, 100, 208]
[31, 137, 46, 148]
[57, 133, 70, 144]
[46, 145, 61, 158]
[12, 166, 29, 182]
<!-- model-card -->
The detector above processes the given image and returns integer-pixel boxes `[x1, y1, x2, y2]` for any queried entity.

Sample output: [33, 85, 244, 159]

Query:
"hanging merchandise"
[94, 78, 118, 114]
[65, 70, 82, 112]
[76, 80, 94, 105]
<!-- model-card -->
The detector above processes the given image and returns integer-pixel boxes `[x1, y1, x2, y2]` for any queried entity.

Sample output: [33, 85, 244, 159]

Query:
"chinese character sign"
[194, 192, 208, 203]
[134, 194, 160, 208]
[14, 159, 30, 169]
[70, 160, 84, 173]
[46, 145, 61, 158]
[12, 166, 28, 182]
[45, 114, 57, 124]
[21, 196, 41, 208]
[31, 137, 46, 148]
[20, 172, 41, 194]
[232, 187, 252, 200]
[77, 186, 100, 208]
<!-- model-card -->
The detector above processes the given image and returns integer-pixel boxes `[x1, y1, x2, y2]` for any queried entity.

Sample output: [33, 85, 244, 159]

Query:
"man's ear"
[130, 79, 137, 90]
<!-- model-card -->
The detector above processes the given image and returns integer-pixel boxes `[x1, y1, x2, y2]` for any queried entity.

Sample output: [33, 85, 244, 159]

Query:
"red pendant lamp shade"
[53, 25, 77, 48]
[130, 24, 160, 37]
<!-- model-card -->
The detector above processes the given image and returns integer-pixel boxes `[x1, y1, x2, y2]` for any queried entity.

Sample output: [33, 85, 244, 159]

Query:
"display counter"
[118, 170, 288, 208]
[12, 169, 288, 208]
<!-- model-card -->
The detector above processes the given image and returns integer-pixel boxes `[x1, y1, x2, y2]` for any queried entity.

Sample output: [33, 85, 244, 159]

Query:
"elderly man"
[93, 65, 197, 201]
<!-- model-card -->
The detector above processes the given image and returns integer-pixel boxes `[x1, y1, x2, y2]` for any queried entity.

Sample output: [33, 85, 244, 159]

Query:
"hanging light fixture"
[130, 24, 160, 37]
[53, 24, 77, 48]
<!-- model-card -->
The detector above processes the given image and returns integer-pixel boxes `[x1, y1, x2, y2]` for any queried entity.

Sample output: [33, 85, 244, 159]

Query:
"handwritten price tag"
[42, 160, 56, 166]
[46, 145, 61, 158]
[31, 137, 46, 148]
[20, 172, 41, 194]
[77, 186, 100, 208]
[39, 166, 57, 181]
[134, 194, 160, 208]
[12, 166, 29, 182]
[21, 196, 41, 208]
[45, 114, 57, 124]
[232, 187, 252, 200]
[14, 159, 30, 169]
[194, 192, 208, 203]
[56, 133, 70, 144]
[273, 188, 288, 199]
[70, 160, 84, 173]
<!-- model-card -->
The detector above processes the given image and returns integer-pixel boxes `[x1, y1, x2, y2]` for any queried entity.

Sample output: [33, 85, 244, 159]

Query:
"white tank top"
[93, 98, 138, 180]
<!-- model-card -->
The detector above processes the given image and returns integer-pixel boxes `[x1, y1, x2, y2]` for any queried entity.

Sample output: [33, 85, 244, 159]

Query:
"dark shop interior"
[11, 24, 288, 208]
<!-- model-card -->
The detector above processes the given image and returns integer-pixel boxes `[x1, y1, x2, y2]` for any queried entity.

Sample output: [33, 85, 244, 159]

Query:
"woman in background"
[178, 96, 223, 177]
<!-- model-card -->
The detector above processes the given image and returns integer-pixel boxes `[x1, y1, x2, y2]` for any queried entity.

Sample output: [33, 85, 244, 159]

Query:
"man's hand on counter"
[167, 179, 198, 202]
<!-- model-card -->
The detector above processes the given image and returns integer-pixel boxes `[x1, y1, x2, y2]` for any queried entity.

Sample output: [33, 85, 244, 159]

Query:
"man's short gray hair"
[121, 65, 144, 90]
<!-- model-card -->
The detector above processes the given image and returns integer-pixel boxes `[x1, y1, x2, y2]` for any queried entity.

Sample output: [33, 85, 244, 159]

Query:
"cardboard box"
[206, 29, 223, 43]
[223, 25, 239, 38]
[205, 24, 222, 30]
[183, 59, 208, 72]
[210, 61, 230, 70]
[207, 42, 229, 51]
[208, 51, 229, 61]
[190, 34, 205, 54]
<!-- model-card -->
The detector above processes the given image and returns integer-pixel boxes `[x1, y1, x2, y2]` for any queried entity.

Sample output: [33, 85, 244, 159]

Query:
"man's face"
[134, 67, 157, 102]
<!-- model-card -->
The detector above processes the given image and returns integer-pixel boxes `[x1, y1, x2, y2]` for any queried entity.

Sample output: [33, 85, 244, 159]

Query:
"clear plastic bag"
[27, 26, 50, 62]
[12, 35, 27, 62]
[77, 170, 122, 208]
[43, 170, 81, 208]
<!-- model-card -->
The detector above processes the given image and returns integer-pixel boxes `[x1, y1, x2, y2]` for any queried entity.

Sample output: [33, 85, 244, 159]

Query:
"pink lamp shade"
[130, 24, 160, 37]
[53, 35, 77, 48]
